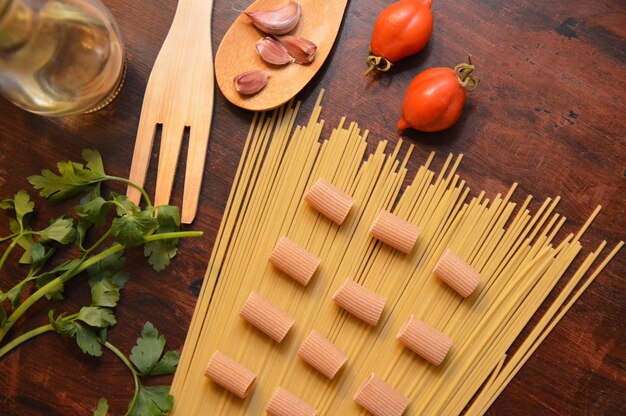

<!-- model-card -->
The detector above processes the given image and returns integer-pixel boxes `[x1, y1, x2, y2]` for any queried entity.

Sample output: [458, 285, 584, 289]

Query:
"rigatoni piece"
[332, 279, 386, 326]
[240, 292, 295, 342]
[204, 351, 256, 398]
[266, 387, 318, 416]
[397, 315, 452, 366]
[304, 178, 355, 225]
[369, 210, 420, 253]
[268, 237, 321, 286]
[298, 330, 348, 379]
[354, 374, 409, 416]
[433, 249, 481, 297]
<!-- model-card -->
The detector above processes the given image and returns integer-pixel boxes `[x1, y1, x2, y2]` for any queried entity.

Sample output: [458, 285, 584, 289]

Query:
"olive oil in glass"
[0, 0, 125, 116]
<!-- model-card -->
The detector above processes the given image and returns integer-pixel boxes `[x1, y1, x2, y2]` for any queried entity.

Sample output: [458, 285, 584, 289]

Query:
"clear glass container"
[0, 0, 125, 116]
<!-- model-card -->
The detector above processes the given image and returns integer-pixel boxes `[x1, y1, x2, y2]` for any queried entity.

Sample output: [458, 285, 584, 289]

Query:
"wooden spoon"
[215, 0, 349, 111]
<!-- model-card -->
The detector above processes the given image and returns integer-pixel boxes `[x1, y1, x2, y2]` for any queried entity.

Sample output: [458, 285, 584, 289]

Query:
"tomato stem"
[365, 55, 392, 75]
[454, 58, 479, 91]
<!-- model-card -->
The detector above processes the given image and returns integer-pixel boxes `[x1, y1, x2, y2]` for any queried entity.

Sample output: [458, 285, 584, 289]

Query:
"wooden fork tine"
[127, 112, 158, 205]
[154, 121, 186, 208]
[182, 121, 211, 223]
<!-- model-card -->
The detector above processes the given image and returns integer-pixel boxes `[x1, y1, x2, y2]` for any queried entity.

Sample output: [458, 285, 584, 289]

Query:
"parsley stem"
[103, 341, 141, 415]
[0, 230, 202, 343]
[0, 323, 54, 359]
[0, 236, 22, 274]
[0, 233, 19, 243]
[105, 176, 153, 208]
[84, 229, 112, 256]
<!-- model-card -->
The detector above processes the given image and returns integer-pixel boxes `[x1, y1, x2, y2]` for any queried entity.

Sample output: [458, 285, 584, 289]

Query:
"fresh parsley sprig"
[0, 150, 203, 415]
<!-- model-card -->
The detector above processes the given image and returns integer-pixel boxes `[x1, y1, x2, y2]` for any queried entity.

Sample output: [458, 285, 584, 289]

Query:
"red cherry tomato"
[398, 62, 479, 132]
[367, 0, 433, 73]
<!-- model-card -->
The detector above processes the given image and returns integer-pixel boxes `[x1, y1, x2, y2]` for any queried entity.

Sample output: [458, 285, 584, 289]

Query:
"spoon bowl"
[215, 0, 349, 111]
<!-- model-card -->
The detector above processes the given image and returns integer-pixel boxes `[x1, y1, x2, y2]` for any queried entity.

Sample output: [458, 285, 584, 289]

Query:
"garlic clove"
[244, 0, 301, 35]
[255, 37, 293, 65]
[234, 70, 270, 95]
[278, 35, 317, 64]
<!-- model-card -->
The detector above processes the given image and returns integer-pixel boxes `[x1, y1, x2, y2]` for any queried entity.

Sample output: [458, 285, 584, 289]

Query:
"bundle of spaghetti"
[170, 91, 622, 415]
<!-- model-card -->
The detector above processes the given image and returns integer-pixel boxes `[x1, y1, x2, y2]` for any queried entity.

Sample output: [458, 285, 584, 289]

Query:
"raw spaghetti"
[170, 91, 623, 415]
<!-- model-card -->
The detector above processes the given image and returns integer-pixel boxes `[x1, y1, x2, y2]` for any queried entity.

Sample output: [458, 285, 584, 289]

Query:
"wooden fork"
[127, 0, 214, 223]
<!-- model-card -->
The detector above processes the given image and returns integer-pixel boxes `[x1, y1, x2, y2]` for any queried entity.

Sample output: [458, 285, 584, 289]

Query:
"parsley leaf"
[111, 208, 158, 248]
[39, 217, 75, 244]
[6, 283, 26, 307]
[3, 192, 36, 264]
[86, 251, 130, 308]
[49, 311, 104, 356]
[36, 259, 82, 300]
[147, 350, 180, 376]
[89, 273, 128, 308]
[28, 149, 108, 202]
[87, 250, 126, 277]
[49, 311, 77, 337]
[153, 205, 180, 231]
[93, 398, 109, 416]
[128, 385, 173, 416]
[75, 322, 103, 357]
[83, 149, 106, 177]
[130, 322, 179, 376]
[144, 205, 181, 271]
[13, 190, 34, 229]
[8, 218, 20, 234]
[16, 233, 34, 265]
[110, 192, 141, 216]
[30, 243, 54, 269]
[0, 198, 13, 210]
[75, 184, 103, 249]
[77, 306, 117, 328]
[76, 196, 108, 228]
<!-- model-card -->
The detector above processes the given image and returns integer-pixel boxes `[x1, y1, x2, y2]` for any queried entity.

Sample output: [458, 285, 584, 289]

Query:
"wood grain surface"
[0, 0, 624, 415]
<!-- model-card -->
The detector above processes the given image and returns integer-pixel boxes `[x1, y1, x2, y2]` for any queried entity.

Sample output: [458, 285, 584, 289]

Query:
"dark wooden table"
[1, 0, 624, 415]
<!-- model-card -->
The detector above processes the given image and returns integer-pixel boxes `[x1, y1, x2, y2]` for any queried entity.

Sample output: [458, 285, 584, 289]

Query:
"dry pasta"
[370, 210, 420, 253]
[298, 330, 348, 379]
[266, 387, 318, 416]
[268, 236, 321, 285]
[204, 351, 256, 398]
[354, 373, 409, 416]
[239, 292, 295, 342]
[332, 279, 387, 326]
[304, 178, 355, 224]
[397, 315, 452, 366]
[170, 92, 622, 416]
[433, 248, 481, 297]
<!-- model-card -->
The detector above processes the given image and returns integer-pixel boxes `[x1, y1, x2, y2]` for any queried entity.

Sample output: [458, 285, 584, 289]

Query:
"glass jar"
[0, 0, 125, 116]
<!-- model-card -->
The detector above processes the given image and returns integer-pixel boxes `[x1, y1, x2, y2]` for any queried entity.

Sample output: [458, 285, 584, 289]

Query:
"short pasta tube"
[433, 248, 480, 297]
[304, 178, 355, 225]
[268, 237, 321, 286]
[266, 387, 318, 416]
[240, 292, 295, 342]
[298, 330, 348, 379]
[332, 279, 386, 326]
[369, 210, 420, 253]
[354, 373, 409, 416]
[397, 315, 452, 366]
[204, 351, 256, 398]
